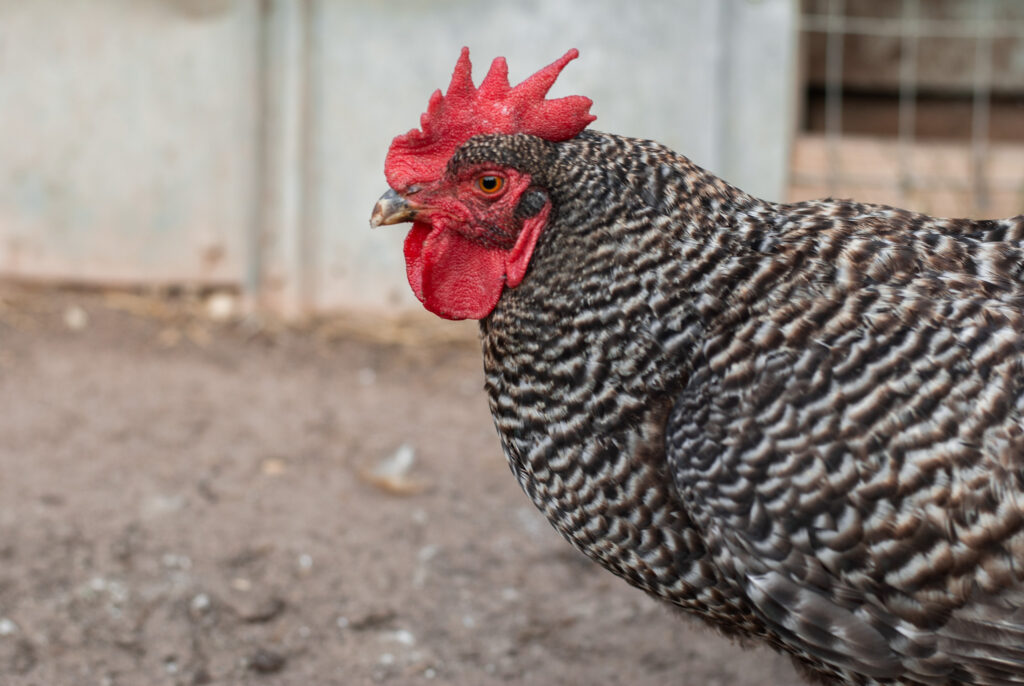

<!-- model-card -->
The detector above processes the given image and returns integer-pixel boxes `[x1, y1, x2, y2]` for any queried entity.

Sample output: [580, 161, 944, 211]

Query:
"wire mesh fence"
[791, 0, 1024, 218]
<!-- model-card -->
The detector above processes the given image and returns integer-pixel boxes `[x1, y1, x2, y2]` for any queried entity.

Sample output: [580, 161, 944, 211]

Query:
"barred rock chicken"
[370, 49, 1024, 685]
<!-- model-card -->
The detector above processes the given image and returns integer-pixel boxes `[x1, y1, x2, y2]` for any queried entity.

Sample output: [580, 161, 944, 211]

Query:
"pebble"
[190, 593, 212, 618]
[237, 595, 286, 624]
[0, 617, 18, 636]
[384, 629, 416, 646]
[345, 609, 397, 631]
[248, 647, 287, 674]
[260, 458, 287, 476]
[360, 443, 426, 495]
[205, 292, 237, 322]
[231, 577, 253, 592]
[63, 305, 89, 331]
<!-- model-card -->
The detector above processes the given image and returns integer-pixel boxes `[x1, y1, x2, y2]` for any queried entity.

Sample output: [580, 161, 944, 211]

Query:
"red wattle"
[403, 201, 550, 320]
[404, 223, 506, 320]
[403, 222, 432, 304]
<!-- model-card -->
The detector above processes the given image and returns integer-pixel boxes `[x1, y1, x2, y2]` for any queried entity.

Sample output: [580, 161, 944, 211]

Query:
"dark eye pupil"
[482, 177, 497, 190]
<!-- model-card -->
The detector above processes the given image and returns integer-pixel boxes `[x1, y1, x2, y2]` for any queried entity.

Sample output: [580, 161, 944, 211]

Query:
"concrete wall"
[0, 0, 798, 314]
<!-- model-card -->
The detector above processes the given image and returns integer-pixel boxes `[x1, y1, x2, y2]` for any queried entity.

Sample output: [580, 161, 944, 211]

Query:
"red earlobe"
[505, 203, 550, 288]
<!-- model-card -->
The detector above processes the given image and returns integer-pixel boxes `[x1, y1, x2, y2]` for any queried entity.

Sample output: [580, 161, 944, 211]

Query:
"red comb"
[384, 48, 595, 190]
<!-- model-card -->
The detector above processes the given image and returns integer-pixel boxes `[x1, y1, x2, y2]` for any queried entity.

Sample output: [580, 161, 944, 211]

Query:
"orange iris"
[477, 175, 504, 194]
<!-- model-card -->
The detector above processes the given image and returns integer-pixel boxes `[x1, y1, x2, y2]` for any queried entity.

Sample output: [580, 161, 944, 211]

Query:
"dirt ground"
[0, 287, 799, 686]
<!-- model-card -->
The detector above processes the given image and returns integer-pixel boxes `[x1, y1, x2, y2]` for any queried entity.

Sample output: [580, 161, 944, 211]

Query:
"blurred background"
[1, 0, 1020, 318]
[0, 2, 1022, 685]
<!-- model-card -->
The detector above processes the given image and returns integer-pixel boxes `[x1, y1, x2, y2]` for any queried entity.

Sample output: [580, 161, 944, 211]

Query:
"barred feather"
[468, 129, 1024, 685]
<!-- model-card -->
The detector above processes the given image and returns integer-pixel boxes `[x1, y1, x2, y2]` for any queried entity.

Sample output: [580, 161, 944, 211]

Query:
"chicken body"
[464, 130, 1024, 685]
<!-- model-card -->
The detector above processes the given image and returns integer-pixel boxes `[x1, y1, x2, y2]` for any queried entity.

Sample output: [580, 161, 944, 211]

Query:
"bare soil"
[0, 287, 798, 686]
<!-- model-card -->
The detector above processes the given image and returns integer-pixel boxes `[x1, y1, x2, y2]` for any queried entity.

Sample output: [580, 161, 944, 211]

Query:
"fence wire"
[796, 0, 1024, 217]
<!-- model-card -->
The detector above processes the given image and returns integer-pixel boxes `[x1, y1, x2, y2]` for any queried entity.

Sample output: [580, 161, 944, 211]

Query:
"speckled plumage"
[465, 130, 1024, 685]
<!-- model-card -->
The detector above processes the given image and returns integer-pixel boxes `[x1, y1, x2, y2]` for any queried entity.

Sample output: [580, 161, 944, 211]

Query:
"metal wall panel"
[308, 0, 799, 313]
[0, 0, 260, 285]
[0, 0, 798, 314]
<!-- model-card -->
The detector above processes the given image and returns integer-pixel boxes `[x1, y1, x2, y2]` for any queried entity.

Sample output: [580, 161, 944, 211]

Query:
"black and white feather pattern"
[457, 129, 1024, 685]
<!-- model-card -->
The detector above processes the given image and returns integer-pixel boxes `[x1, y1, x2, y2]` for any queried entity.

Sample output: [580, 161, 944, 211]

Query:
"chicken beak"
[370, 188, 417, 228]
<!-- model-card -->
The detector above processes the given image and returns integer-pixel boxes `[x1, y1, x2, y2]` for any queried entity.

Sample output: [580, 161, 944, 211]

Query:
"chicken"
[370, 48, 1024, 685]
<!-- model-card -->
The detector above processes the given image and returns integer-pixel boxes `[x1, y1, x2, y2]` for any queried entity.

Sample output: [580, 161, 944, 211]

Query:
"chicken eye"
[476, 175, 504, 194]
